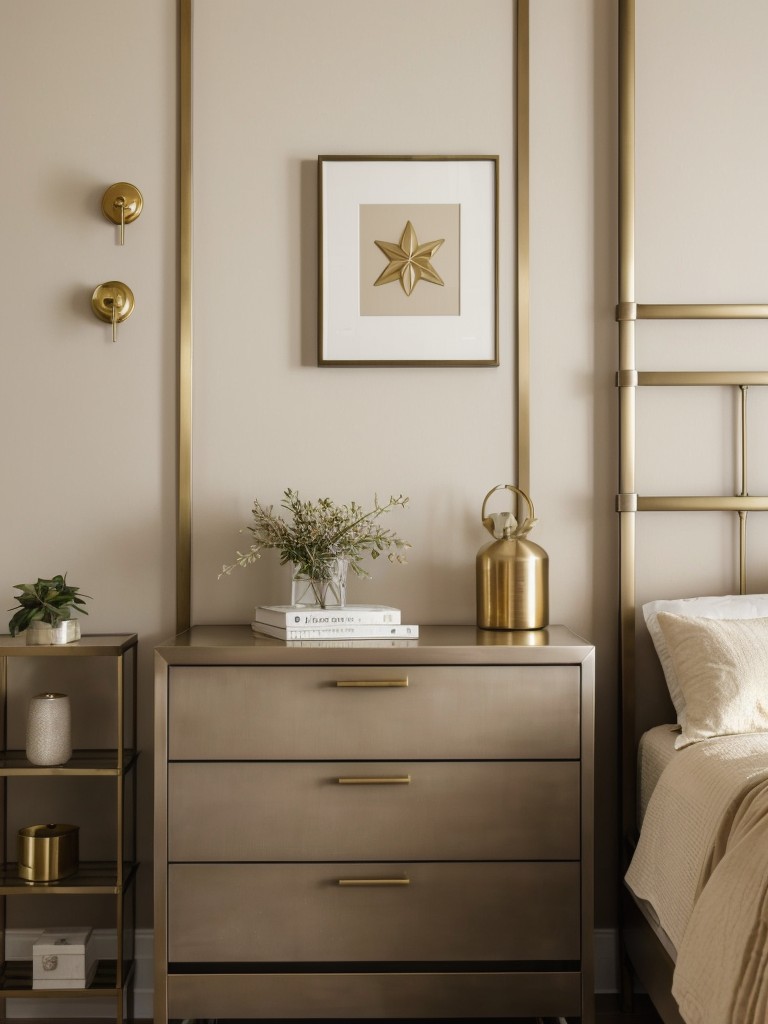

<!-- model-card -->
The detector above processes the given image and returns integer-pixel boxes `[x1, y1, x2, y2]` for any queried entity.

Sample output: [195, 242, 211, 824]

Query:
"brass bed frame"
[617, 1, 768, 1020]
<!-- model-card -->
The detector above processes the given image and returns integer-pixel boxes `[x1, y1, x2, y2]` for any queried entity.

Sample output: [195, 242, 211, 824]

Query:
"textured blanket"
[625, 732, 768, 1023]
[672, 779, 768, 1023]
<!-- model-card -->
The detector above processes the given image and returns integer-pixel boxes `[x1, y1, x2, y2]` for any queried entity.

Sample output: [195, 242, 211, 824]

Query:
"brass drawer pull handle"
[338, 878, 410, 886]
[337, 775, 411, 785]
[335, 678, 409, 688]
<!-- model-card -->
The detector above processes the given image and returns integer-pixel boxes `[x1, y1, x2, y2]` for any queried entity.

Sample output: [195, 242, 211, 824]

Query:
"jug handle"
[481, 484, 536, 537]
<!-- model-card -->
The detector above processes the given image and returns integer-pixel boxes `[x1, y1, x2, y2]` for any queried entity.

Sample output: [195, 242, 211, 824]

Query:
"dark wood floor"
[596, 993, 665, 1021]
[24, 998, 665, 1024]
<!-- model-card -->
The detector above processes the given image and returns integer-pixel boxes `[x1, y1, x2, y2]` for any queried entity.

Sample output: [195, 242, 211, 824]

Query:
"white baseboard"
[5, 926, 620, 1017]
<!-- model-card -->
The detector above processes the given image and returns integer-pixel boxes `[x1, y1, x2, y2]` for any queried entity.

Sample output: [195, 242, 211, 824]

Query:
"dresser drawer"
[168, 665, 580, 760]
[168, 760, 580, 861]
[167, 971, 583, 1021]
[168, 862, 580, 963]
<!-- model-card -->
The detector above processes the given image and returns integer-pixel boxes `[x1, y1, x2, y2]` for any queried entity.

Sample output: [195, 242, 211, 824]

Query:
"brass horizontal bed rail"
[638, 304, 768, 320]
[636, 496, 768, 513]
[637, 371, 768, 387]
[616, 303, 768, 321]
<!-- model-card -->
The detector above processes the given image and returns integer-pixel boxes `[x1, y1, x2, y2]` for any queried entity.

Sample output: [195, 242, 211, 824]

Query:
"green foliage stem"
[220, 489, 410, 583]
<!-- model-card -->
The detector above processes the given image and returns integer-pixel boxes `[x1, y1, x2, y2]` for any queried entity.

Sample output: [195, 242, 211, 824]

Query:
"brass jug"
[476, 484, 549, 630]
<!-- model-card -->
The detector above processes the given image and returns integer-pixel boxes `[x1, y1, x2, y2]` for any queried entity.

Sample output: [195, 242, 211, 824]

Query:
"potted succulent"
[8, 575, 91, 645]
[220, 489, 410, 608]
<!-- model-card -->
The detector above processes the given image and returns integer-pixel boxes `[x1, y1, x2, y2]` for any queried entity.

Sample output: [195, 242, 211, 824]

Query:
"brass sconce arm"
[91, 282, 135, 342]
[101, 183, 143, 245]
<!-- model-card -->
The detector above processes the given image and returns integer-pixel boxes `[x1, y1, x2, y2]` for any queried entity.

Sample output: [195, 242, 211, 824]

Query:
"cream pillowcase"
[656, 612, 768, 748]
[643, 594, 768, 721]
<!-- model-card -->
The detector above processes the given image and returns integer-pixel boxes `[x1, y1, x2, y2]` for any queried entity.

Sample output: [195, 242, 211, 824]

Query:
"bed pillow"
[655, 612, 768, 748]
[643, 594, 768, 719]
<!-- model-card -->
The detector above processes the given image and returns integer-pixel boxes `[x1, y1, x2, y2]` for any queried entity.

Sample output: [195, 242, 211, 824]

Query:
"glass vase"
[290, 557, 348, 609]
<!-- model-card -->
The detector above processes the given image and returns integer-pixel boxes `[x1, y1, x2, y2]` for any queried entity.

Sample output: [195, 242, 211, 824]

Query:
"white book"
[254, 604, 401, 628]
[251, 621, 419, 641]
[286, 638, 419, 648]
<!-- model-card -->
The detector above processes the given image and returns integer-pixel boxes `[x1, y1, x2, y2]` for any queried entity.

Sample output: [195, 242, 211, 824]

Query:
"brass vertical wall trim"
[516, 0, 530, 494]
[618, 0, 637, 845]
[177, 0, 193, 633]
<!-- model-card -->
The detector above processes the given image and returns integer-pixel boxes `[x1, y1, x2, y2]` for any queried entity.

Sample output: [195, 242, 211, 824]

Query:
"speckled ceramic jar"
[26, 693, 72, 766]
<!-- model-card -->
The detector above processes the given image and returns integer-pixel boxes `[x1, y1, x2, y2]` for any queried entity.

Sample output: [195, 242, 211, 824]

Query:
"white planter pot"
[25, 619, 81, 646]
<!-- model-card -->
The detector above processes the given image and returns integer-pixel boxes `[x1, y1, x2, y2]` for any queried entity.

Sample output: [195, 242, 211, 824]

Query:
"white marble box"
[32, 927, 96, 989]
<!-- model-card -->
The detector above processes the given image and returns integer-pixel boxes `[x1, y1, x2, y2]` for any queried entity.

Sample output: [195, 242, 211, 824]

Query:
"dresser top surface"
[156, 624, 593, 667]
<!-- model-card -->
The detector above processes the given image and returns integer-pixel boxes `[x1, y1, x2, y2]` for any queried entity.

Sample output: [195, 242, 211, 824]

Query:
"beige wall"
[3, 0, 764, 941]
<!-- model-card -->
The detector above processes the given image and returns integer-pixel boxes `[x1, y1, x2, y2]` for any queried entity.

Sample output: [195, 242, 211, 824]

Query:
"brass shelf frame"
[0, 634, 139, 1024]
[0, 635, 137, 657]
[0, 749, 138, 776]
[0, 957, 136, 997]
[0, 861, 139, 896]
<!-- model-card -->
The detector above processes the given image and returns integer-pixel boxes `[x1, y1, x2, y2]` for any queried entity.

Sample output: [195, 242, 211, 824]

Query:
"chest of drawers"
[154, 624, 594, 1022]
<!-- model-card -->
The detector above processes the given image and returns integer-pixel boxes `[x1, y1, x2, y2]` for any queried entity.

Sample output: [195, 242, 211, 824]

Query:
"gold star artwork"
[373, 220, 445, 296]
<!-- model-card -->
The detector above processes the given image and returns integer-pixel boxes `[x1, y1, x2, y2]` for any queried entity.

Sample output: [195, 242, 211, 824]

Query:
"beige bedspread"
[673, 780, 768, 1023]
[638, 724, 679, 827]
[625, 732, 768, 1024]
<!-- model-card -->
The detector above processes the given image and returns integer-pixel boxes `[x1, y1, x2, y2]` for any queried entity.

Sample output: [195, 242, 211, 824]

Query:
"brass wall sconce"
[101, 182, 143, 245]
[91, 281, 135, 343]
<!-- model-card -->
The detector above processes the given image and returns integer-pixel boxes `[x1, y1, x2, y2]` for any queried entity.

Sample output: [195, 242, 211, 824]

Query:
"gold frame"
[317, 154, 500, 368]
[175, 1, 530, 630]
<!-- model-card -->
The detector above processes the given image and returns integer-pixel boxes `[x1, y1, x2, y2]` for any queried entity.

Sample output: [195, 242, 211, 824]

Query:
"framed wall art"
[318, 155, 499, 367]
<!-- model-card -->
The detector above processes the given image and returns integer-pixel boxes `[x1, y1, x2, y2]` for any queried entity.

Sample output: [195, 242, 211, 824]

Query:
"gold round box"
[18, 823, 79, 883]
[476, 484, 549, 631]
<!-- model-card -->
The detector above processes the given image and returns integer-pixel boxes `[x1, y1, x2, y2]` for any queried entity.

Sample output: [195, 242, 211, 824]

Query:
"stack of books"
[251, 604, 419, 641]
